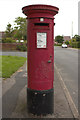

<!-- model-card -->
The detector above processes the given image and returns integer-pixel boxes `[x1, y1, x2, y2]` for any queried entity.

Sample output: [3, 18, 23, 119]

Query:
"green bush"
[12, 40, 16, 43]
[54, 43, 62, 46]
[17, 44, 27, 51]
[2, 37, 13, 43]
[2, 38, 17, 43]
[71, 42, 80, 48]
[5, 37, 13, 43]
[2, 38, 6, 43]
[78, 42, 80, 48]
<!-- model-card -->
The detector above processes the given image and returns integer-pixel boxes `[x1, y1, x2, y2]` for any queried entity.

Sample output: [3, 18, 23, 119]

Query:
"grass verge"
[2, 56, 26, 78]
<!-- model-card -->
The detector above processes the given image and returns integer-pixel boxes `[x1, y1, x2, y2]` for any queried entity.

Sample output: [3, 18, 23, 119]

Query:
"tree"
[65, 40, 69, 45]
[55, 35, 64, 43]
[3, 17, 27, 43]
[13, 17, 27, 40]
[74, 35, 80, 42]
[5, 23, 13, 37]
[2, 23, 14, 43]
[72, 38, 76, 42]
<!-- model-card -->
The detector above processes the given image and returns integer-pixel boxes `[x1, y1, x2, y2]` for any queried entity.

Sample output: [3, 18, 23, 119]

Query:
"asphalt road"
[54, 46, 78, 109]
[1, 51, 27, 58]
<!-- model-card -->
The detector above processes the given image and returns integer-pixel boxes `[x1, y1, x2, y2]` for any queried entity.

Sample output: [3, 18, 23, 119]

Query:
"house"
[63, 36, 71, 42]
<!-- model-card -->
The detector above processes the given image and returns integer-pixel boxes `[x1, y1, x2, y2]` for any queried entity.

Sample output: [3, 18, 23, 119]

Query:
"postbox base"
[27, 88, 54, 116]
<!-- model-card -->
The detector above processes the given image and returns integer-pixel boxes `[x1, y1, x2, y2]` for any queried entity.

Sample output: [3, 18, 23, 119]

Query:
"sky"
[0, 0, 80, 37]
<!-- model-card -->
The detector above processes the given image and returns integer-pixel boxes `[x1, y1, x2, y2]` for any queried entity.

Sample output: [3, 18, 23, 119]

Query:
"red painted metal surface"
[22, 4, 59, 90]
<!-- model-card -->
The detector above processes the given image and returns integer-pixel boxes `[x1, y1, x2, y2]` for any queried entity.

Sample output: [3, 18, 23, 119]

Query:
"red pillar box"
[22, 4, 59, 115]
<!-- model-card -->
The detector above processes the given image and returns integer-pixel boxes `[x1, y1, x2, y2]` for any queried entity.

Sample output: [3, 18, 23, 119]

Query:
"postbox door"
[35, 30, 53, 90]
[28, 20, 54, 90]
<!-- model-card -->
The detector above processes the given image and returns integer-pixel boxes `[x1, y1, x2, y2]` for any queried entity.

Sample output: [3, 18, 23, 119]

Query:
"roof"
[63, 36, 71, 41]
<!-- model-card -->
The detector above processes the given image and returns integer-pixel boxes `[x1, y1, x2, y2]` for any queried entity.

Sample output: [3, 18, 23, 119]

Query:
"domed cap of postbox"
[22, 4, 59, 18]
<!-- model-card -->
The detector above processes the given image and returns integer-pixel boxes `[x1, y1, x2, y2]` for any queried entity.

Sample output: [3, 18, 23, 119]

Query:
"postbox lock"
[43, 94, 46, 96]
[48, 60, 51, 63]
[40, 18, 44, 22]
[35, 92, 37, 95]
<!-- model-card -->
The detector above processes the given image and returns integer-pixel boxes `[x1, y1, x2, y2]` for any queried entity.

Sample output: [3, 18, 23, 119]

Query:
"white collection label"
[37, 32, 47, 48]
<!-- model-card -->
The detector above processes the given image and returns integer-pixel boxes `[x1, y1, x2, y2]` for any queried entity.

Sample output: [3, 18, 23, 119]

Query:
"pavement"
[2, 62, 79, 119]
